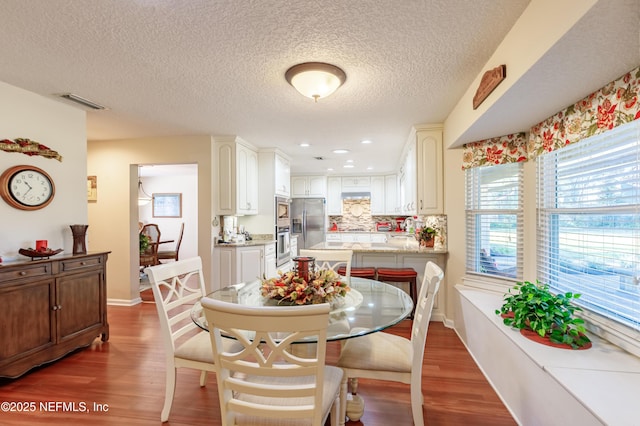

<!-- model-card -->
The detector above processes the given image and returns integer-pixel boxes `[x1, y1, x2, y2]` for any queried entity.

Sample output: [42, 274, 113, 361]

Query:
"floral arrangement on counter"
[261, 268, 350, 305]
[416, 226, 438, 247]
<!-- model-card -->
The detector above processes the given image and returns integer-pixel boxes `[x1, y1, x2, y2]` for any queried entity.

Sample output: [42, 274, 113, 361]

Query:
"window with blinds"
[537, 120, 640, 331]
[465, 162, 524, 279]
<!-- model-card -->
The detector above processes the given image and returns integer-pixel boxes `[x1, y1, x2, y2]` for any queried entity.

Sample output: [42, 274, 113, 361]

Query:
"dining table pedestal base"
[345, 381, 365, 422]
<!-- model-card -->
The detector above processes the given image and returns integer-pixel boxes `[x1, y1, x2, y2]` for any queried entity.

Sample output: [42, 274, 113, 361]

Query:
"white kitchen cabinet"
[274, 153, 290, 197]
[353, 251, 446, 319]
[215, 136, 259, 215]
[339, 233, 371, 243]
[415, 127, 444, 214]
[384, 174, 398, 214]
[370, 233, 388, 243]
[326, 177, 342, 215]
[401, 142, 417, 215]
[401, 125, 444, 215]
[291, 176, 326, 197]
[325, 234, 342, 242]
[264, 243, 277, 279]
[341, 176, 371, 192]
[370, 176, 385, 215]
[289, 235, 298, 258]
[217, 244, 265, 288]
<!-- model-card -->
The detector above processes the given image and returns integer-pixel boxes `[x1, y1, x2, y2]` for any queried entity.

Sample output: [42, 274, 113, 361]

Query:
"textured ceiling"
[0, 1, 638, 175]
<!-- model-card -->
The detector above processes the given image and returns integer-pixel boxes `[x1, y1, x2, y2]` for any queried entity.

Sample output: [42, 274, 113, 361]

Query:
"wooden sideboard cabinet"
[0, 252, 110, 378]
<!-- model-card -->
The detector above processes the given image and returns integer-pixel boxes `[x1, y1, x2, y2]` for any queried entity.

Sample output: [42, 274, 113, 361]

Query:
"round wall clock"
[0, 165, 55, 210]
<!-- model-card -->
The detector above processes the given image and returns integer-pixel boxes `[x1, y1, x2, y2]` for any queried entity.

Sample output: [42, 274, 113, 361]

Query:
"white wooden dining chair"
[336, 261, 444, 426]
[299, 249, 353, 283]
[145, 256, 240, 422]
[200, 298, 344, 426]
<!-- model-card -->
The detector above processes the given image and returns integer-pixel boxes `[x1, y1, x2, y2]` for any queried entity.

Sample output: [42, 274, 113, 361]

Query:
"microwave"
[276, 197, 291, 228]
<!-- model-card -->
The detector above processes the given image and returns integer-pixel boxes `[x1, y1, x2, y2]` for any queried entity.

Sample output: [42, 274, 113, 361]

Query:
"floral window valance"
[462, 132, 528, 170]
[462, 66, 640, 170]
[529, 66, 640, 157]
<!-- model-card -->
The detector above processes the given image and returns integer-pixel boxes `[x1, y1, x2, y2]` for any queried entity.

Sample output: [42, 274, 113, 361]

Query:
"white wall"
[87, 136, 215, 303]
[138, 173, 198, 260]
[0, 81, 87, 258]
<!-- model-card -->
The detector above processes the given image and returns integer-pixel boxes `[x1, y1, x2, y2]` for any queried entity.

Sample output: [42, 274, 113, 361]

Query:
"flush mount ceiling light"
[285, 62, 346, 102]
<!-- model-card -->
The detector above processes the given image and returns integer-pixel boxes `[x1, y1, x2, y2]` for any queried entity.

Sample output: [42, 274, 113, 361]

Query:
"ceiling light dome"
[285, 62, 346, 102]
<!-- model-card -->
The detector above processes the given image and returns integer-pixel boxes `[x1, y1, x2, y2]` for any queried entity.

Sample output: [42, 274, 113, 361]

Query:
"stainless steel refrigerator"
[290, 198, 326, 249]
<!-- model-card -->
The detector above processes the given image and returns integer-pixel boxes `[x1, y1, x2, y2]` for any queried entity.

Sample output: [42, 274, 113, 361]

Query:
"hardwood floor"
[0, 298, 515, 425]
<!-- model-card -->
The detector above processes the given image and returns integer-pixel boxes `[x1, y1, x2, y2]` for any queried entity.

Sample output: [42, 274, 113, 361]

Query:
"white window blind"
[465, 163, 524, 279]
[537, 120, 640, 331]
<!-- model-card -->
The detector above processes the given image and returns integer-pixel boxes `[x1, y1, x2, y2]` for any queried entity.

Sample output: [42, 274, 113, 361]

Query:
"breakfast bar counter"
[309, 239, 447, 321]
[310, 240, 447, 254]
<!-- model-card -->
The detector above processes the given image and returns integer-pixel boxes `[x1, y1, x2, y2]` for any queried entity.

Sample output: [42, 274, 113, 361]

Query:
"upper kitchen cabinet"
[370, 176, 385, 215]
[400, 125, 444, 215]
[291, 175, 326, 198]
[215, 136, 259, 215]
[384, 174, 399, 214]
[326, 177, 342, 215]
[371, 174, 398, 215]
[274, 153, 291, 197]
[340, 176, 371, 192]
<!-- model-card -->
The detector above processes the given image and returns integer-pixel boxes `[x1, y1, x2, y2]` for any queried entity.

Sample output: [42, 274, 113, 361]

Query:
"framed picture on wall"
[153, 193, 182, 218]
[87, 176, 97, 202]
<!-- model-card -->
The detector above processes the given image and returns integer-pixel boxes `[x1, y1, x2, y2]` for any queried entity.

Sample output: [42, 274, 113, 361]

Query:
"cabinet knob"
[52, 305, 58, 311]
[19, 271, 27, 276]
[80, 261, 86, 265]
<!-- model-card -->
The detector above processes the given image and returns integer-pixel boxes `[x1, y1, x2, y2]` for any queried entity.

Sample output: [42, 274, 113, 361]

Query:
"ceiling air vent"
[313, 156, 325, 160]
[58, 93, 107, 110]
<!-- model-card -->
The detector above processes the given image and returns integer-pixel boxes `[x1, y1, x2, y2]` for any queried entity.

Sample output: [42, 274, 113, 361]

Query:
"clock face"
[0, 165, 55, 210]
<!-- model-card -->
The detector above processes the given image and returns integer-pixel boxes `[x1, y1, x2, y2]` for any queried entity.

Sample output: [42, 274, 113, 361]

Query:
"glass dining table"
[190, 276, 414, 343]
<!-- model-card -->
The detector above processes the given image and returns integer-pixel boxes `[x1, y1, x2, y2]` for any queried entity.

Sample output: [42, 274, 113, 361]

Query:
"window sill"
[455, 284, 640, 426]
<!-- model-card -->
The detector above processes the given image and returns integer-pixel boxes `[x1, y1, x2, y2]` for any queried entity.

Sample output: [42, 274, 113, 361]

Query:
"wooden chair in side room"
[140, 223, 161, 269]
[158, 222, 184, 262]
[200, 297, 343, 426]
[336, 261, 444, 426]
[144, 257, 241, 423]
[299, 249, 353, 283]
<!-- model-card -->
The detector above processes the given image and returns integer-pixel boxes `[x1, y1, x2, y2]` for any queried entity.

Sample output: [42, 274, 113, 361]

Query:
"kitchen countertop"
[215, 239, 275, 247]
[309, 241, 447, 254]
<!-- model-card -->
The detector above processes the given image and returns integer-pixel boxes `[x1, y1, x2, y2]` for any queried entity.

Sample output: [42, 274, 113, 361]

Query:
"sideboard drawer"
[61, 255, 103, 272]
[0, 263, 52, 282]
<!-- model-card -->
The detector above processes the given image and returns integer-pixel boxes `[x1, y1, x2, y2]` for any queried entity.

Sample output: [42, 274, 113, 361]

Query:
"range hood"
[341, 191, 371, 200]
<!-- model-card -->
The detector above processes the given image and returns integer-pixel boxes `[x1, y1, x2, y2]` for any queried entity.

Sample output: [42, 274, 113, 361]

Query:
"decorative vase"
[70, 224, 88, 255]
[292, 256, 315, 282]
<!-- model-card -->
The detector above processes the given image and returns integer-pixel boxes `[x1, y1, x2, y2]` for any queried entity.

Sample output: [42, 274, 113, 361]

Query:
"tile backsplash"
[328, 199, 447, 247]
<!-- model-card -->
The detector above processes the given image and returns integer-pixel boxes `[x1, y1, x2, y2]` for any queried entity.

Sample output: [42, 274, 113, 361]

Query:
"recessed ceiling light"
[346, 159, 354, 163]
[361, 140, 372, 144]
[367, 166, 374, 170]
[343, 164, 354, 168]
[327, 168, 334, 171]
[300, 143, 310, 147]
[333, 149, 350, 154]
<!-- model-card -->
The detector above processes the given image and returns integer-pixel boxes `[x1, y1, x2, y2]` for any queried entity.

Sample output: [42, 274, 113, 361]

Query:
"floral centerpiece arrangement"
[261, 267, 350, 305]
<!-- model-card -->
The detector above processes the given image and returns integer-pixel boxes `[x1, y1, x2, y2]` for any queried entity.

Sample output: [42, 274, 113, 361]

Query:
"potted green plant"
[140, 233, 151, 252]
[416, 226, 438, 247]
[496, 280, 591, 349]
